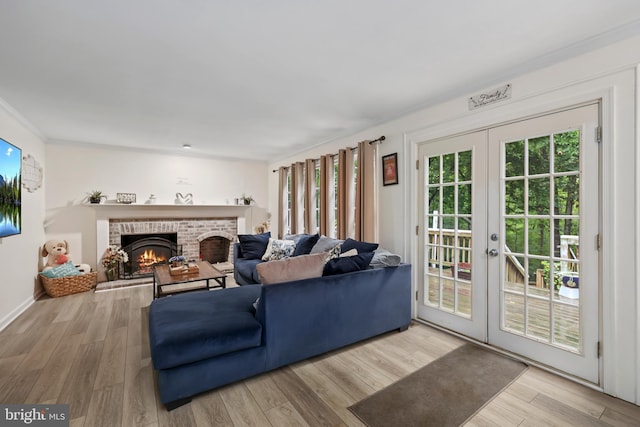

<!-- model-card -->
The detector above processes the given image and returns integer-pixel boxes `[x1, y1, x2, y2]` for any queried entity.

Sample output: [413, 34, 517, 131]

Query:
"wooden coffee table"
[153, 260, 226, 299]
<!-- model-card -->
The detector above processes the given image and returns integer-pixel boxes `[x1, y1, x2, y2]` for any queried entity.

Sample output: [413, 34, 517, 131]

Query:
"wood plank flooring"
[1, 284, 639, 426]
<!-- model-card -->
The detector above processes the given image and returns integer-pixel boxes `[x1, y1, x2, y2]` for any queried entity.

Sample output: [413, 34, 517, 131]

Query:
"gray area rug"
[349, 343, 527, 427]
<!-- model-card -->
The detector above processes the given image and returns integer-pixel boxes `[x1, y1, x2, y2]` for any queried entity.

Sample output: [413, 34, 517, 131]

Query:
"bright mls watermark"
[1, 405, 69, 426]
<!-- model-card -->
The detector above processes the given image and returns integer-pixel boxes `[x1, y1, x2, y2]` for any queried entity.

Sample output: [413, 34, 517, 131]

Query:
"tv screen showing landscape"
[0, 137, 21, 238]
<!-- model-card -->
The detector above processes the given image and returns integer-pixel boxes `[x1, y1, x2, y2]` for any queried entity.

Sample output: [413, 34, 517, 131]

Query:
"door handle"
[488, 249, 499, 257]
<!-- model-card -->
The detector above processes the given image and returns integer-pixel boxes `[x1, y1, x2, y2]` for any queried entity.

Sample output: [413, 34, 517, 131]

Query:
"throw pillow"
[326, 242, 343, 259]
[340, 248, 358, 257]
[283, 233, 306, 245]
[323, 252, 374, 276]
[238, 232, 271, 260]
[370, 248, 402, 268]
[310, 235, 344, 254]
[340, 238, 379, 254]
[41, 261, 82, 278]
[256, 252, 328, 285]
[292, 233, 320, 256]
[262, 238, 296, 261]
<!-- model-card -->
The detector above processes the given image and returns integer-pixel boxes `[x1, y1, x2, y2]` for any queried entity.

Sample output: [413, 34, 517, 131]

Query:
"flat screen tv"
[0, 137, 21, 238]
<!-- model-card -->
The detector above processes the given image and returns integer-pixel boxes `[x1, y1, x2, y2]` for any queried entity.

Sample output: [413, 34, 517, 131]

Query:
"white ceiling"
[2, 1, 640, 162]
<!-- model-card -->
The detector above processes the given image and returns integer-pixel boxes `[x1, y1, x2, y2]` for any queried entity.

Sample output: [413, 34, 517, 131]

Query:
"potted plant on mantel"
[240, 194, 255, 205]
[88, 190, 106, 204]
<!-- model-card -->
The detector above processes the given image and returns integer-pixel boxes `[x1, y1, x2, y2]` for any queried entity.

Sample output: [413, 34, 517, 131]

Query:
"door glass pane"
[528, 178, 550, 215]
[458, 184, 472, 214]
[428, 156, 440, 184]
[458, 150, 472, 181]
[554, 130, 580, 173]
[504, 255, 525, 292]
[424, 150, 473, 319]
[505, 218, 525, 254]
[528, 219, 550, 257]
[442, 153, 455, 183]
[527, 298, 550, 340]
[529, 136, 550, 175]
[505, 140, 525, 177]
[501, 130, 583, 353]
[505, 180, 524, 214]
[442, 185, 455, 214]
[555, 176, 580, 216]
[503, 293, 525, 333]
[553, 302, 580, 348]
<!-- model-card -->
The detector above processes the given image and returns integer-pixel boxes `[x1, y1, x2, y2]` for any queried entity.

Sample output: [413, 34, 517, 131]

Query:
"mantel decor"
[88, 190, 106, 204]
[382, 153, 398, 186]
[116, 193, 136, 204]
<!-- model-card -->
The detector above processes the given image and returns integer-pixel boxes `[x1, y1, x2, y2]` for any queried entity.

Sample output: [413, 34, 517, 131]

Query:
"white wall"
[268, 36, 640, 404]
[45, 143, 269, 269]
[0, 101, 46, 330]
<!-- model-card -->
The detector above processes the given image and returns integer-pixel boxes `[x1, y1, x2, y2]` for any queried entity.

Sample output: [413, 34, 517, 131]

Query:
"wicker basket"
[40, 271, 97, 298]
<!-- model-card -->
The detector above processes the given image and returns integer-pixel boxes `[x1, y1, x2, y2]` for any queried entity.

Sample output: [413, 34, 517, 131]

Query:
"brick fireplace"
[109, 217, 237, 267]
[94, 204, 253, 282]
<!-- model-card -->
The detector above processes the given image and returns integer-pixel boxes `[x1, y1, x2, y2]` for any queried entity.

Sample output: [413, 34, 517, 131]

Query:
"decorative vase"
[105, 268, 117, 281]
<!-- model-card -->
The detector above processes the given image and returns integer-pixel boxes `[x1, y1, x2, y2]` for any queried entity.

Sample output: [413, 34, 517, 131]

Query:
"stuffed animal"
[41, 239, 91, 273]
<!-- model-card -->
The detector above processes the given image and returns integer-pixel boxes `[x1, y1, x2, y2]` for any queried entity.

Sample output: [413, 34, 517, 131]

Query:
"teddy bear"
[41, 239, 91, 273]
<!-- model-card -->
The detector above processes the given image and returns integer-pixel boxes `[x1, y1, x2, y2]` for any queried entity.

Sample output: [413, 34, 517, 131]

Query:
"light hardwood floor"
[1, 284, 639, 426]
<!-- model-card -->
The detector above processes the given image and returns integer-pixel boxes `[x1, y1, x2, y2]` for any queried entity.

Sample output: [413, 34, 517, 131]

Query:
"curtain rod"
[272, 135, 385, 172]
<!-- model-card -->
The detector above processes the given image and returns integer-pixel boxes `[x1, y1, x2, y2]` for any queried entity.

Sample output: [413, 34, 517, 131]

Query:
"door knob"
[488, 249, 499, 257]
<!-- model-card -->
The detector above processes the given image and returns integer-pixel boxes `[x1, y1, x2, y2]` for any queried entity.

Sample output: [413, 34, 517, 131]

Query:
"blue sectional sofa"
[148, 262, 411, 410]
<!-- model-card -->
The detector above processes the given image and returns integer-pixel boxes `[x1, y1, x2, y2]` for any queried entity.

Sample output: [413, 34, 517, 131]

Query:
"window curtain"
[290, 162, 305, 234]
[337, 148, 357, 239]
[319, 154, 336, 238]
[337, 149, 347, 239]
[304, 159, 317, 233]
[277, 166, 288, 238]
[355, 140, 377, 241]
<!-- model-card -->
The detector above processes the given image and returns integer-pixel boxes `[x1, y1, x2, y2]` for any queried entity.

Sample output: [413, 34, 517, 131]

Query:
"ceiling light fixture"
[182, 144, 191, 149]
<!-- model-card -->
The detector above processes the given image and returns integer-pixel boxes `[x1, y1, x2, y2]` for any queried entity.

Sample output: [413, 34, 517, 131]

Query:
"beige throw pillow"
[256, 252, 328, 285]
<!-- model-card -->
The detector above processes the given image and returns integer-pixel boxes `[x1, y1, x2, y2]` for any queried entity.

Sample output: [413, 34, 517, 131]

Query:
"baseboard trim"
[0, 293, 40, 332]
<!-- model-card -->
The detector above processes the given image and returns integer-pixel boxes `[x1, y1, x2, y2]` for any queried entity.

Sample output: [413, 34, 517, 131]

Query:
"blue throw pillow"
[293, 233, 320, 256]
[323, 252, 374, 276]
[340, 238, 379, 254]
[238, 232, 271, 260]
[41, 261, 82, 278]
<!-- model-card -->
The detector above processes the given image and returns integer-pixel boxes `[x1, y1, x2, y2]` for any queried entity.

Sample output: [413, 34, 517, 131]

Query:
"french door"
[418, 103, 600, 383]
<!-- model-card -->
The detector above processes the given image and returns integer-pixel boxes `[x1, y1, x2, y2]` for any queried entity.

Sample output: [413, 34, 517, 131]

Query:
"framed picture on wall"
[382, 153, 398, 186]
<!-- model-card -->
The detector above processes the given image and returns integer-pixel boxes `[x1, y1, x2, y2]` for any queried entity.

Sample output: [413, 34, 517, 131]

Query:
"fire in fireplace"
[120, 233, 181, 279]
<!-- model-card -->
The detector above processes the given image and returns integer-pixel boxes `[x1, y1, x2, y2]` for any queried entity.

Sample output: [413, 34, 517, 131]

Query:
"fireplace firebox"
[120, 233, 181, 279]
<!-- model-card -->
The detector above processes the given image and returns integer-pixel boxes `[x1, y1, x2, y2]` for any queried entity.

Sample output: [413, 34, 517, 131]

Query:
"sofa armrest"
[233, 242, 243, 260]
[233, 243, 263, 285]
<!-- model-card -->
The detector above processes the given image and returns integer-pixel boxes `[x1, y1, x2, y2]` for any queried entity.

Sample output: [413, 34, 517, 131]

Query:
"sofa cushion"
[310, 235, 343, 254]
[149, 286, 263, 370]
[340, 238, 379, 254]
[323, 252, 374, 276]
[238, 232, 271, 260]
[262, 238, 296, 261]
[234, 257, 263, 284]
[256, 252, 328, 285]
[292, 233, 320, 256]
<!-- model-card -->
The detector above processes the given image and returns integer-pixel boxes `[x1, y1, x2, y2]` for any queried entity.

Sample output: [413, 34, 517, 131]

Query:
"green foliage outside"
[427, 130, 581, 287]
